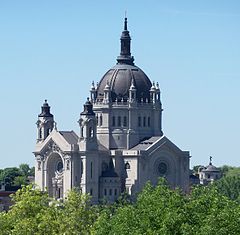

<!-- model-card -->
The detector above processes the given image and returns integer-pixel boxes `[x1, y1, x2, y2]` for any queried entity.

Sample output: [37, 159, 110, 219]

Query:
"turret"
[78, 98, 98, 150]
[129, 78, 137, 103]
[90, 81, 97, 102]
[103, 81, 111, 104]
[36, 100, 54, 142]
[150, 82, 157, 103]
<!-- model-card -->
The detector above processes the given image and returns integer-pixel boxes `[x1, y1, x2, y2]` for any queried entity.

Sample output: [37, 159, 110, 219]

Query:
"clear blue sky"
[0, 1, 240, 169]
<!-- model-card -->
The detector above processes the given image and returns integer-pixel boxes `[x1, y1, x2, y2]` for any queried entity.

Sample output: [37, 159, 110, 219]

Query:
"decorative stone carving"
[41, 140, 65, 158]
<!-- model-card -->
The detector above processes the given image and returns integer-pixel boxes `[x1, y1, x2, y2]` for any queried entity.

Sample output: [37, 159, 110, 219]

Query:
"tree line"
[1, 176, 240, 234]
[0, 164, 34, 187]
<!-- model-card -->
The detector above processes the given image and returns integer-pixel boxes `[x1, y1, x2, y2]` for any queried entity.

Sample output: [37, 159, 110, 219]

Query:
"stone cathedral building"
[34, 18, 190, 203]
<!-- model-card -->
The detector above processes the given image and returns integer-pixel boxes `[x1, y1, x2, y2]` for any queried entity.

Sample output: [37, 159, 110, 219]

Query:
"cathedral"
[34, 18, 190, 203]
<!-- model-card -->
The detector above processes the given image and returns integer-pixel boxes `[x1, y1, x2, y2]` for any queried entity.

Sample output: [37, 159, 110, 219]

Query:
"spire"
[117, 17, 134, 65]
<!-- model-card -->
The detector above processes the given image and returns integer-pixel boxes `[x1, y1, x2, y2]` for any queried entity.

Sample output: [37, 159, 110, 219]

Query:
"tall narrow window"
[100, 115, 103, 126]
[114, 188, 117, 196]
[89, 127, 93, 137]
[90, 188, 93, 196]
[138, 116, 141, 127]
[81, 127, 84, 138]
[148, 117, 151, 127]
[39, 128, 42, 139]
[96, 115, 99, 126]
[123, 116, 127, 127]
[90, 162, 93, 179]
[109, 189, 112, 196]
[104, 188, 107, 196]
[112, 116, 116, 126]
[118, 116, 121, 127]
[143, 117, 146, 127]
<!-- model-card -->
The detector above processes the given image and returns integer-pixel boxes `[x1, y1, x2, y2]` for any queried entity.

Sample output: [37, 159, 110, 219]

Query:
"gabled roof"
[130, 135, 190, 158]
[59, 131, 78, 144]
[131, 136, 162, 151]
[34, 129, 79, 153]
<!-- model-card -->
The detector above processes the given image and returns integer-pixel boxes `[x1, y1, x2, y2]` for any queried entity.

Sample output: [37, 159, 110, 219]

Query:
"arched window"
[39, 128, 42, 139]
[138, 116, 141, 127]
[114, 188, 117, 196]
[90, 162, 93, 179]
[125, 162, 130, 170]
[89, 127, 93, 138]
[123, 116, 127, 127]
[96, 115, 99, 126]
[112, 116, 116, 126]
[118, 116, 121, 127]
[81, 127, 84, 138]
[100, 115, 103, 126]
[143, 117, 146, 127]
[148, 117, 151, 127]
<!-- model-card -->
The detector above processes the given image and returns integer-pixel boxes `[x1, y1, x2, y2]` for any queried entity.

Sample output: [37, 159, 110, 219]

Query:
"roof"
[202, 164, 220, 172]
[59, 131, 78, 144]
[131, 136, 162, 151]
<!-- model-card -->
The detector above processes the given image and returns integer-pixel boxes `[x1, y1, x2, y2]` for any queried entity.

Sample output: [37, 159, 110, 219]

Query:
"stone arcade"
[34, 18, 190, 203]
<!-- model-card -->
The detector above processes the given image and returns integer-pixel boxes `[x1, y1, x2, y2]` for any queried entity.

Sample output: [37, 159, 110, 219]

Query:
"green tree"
[0, 167, 21, 185]
[213, 175, 240, 201]
[19, 163, 31, 177]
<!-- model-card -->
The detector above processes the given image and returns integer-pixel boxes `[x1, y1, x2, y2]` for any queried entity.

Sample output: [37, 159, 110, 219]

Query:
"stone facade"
[34, 18, 190, 203]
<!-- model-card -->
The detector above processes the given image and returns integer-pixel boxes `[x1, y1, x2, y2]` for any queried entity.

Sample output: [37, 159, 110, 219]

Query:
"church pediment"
[146, 136, 190, 158]
[131, 135, 190, 158]
[35, 129, 79, 155]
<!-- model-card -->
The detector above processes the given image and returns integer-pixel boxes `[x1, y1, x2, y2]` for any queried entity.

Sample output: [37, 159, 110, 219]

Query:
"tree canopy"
[1, 179, 240, 235]
[0, 164, 34, 186]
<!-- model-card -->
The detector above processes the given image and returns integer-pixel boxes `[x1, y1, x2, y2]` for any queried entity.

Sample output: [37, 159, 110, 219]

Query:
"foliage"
[0, 167, 22, 185]
[220, 165, 240, 177]
[0, 185, 96, 235]
[1, 179, 240, 234]
[213, 175, 240, 201]
[93, 180, 240, 235]
[0, 164, 34, 186]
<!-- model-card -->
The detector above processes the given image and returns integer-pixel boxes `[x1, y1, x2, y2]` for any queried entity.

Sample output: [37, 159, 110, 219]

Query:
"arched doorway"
[46, 153, 64, 198]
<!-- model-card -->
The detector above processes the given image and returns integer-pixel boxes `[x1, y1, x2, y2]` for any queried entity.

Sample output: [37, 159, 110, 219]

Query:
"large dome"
[97, 64, 152, 102]
[96, 18, 152, 103]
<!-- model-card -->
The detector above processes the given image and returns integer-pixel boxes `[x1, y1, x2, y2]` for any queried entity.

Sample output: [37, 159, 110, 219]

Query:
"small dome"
[97, 64, 152, 102]
[202, 164, 220, 172]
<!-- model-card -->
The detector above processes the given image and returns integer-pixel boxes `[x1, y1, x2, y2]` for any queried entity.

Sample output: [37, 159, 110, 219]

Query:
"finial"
[124, 14, 127, 31]
[87, 97, 90, 102]
[209, 156, 212, 165]
[45, 99, 47, 103]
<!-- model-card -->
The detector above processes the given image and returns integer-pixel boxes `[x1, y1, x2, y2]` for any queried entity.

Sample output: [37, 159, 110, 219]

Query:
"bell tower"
[78, 98, 99, 203]
[78, 98, 98, 151]
[36, 100, 54, 142]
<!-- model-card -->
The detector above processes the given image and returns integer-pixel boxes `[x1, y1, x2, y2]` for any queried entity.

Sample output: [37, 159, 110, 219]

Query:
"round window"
[158, 162, 167, 175]
[57, 161, 63, 172]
